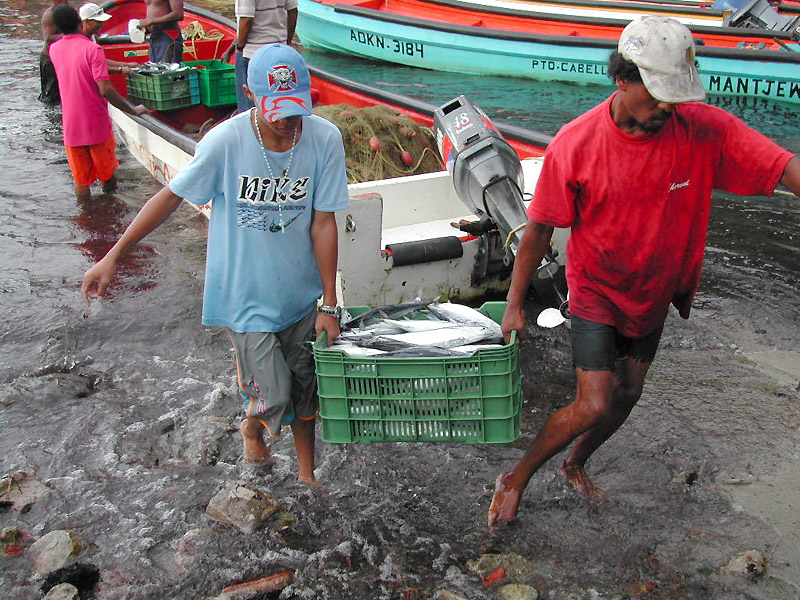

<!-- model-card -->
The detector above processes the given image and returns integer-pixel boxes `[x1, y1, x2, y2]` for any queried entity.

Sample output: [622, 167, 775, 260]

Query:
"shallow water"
[1, 4, 800, 599]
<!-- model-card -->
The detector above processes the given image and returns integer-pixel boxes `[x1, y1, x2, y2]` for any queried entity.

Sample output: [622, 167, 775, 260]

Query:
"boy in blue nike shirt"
[81, 44, 350, 484]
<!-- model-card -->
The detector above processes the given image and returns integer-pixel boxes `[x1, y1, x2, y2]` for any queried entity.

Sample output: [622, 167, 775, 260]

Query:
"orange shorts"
[65, 132, 120, 186]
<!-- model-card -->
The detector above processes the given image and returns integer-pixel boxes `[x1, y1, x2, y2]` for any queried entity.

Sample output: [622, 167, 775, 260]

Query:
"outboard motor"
[434, 95, 528, 261]
[435, 95, 569, 326]
[714, 0, 800, 39]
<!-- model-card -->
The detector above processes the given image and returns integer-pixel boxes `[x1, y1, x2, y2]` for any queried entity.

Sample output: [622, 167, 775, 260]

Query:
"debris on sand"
[220, 570, 294, 598]
[721, 549, 767, 580]
[29, 530, 86, 575]
[0, 471, 50, 512]
[42, 582, 80, 600]
[467, 553, 535, 582]
[498, 583, 540, 600]
[205, 480, 281, 534]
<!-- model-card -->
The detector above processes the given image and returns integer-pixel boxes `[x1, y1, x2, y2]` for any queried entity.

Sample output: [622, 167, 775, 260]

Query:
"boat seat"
[383, 216, 476, 246]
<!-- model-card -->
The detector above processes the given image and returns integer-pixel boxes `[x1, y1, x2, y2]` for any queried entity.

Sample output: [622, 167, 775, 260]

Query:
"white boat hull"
[111, 106, 565, 307]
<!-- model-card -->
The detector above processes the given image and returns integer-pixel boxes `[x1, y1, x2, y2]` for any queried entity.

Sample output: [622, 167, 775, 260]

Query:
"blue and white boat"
[296, 0, 800, 105]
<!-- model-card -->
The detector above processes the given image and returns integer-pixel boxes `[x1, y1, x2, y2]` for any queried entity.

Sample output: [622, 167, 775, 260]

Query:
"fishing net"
[313, 104, 443, 183]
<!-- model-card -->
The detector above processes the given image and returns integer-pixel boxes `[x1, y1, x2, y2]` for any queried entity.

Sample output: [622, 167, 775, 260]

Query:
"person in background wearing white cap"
[79, 3, 139, 75]
[488, 15, 800, 529]
[80, 44, 349, 485]
[220, 0, 298, 113]
[50, 5, 148, 197]
[137, 0, 184, 63]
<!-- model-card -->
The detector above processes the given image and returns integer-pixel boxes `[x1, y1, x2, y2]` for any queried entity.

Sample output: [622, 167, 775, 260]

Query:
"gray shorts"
[571, 314, 663, 372]
[228, 309, 318, 437]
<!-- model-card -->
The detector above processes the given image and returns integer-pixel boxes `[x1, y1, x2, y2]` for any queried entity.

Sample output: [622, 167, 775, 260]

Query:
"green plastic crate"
[126, 68, 199, 111]
[182, 60, 236, 107]
[313, 301, 522, 444]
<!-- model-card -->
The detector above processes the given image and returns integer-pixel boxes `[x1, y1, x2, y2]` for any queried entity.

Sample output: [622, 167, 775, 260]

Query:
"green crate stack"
[182, 60, 237, 107]
[313, 301, 522, 444]
[126, 68, 200, 111]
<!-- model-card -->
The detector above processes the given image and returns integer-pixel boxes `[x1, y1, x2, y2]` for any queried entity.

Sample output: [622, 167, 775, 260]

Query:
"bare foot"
[297, 475, 324, 489]
[488, 472, 522, 531]
[560, 462, 605, 501]
[74, 183, 90, 197]
[101, 175, 117, 193]
[240, 418, 271, 464]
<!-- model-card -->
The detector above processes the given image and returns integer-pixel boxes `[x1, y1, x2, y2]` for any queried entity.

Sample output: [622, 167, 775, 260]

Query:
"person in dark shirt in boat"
[137, 0, 184, 62]
[39, 0, 69, 105]
[488, 15, 800, 530]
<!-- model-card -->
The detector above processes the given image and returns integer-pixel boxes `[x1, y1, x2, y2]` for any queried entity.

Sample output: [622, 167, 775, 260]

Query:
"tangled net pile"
[313, 104, 443, 183]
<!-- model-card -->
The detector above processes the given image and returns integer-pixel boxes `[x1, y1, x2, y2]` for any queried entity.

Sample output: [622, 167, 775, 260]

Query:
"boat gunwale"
[330, 2, 800, 61]
[418, 0, 798, 39]
[420, 0, 727, 18]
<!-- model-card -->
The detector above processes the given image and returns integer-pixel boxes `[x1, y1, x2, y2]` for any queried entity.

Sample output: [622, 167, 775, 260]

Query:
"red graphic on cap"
[259, 95, 311, 123]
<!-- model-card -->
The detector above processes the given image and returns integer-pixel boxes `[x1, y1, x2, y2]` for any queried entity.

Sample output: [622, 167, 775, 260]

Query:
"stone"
[41, 563, 100, 598]
[205, 481, 280, 534]
[220, 571, 293, 597]
[1, 526, 28, 557]
[721, 550, 767, 580]
[29, 530, 85, 575]
[434, 591, 470, 600]
[43, 583, 80, 600]
[466, 553, 535, 581]
[669, 469, 698, 487]
[498, 583, 539, 600]
[174, 528, 215, 571]
[0, 471, 50, 512]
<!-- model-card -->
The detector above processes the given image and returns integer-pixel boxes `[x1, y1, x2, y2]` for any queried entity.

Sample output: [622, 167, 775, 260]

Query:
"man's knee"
[571, 392, 615, 429]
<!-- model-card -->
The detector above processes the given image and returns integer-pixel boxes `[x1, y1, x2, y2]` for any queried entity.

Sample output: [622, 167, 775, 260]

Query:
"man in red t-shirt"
[488, 15, 800, 529]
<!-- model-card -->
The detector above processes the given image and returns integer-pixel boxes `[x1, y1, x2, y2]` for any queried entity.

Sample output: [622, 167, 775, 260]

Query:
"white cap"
[79, 2, 112, 22]
[618, 16, 705, 103]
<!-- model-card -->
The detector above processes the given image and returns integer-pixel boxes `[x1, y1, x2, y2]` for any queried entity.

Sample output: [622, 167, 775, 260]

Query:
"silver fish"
[428, 302, 503, 338]
[381, 326, 492, 349]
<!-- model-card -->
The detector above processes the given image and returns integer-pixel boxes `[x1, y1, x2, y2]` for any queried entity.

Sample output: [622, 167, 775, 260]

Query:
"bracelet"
[318, 305, 341, 318]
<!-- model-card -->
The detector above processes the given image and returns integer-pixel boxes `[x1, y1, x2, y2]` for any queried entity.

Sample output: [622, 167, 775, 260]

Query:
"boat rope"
[504, 222, 526, 252]
[181, 20, 226, 61]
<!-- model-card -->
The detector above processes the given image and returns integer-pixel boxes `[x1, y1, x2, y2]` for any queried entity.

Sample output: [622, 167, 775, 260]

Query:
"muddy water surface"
[1, 5, 800, 599]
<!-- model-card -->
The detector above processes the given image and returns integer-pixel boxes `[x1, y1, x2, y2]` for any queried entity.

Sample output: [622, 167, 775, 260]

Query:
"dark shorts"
[149, 30, 183, 63]
[571, 314, 663, 372]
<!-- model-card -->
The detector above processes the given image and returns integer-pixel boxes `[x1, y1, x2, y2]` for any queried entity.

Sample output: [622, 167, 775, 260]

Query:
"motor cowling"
[433, 95, 528, 257]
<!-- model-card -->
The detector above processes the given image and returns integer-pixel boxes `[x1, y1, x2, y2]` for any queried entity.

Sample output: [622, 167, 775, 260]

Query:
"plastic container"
[182, 59, 236, 107]
[126, 68, 200, 111]
[313, 301, 522, 444]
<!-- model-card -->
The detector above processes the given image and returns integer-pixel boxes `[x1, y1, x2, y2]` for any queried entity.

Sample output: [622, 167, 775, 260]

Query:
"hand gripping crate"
[126, 67, 200, 111]
[182, 59, 237, 107]
[313, 302, 522, 444]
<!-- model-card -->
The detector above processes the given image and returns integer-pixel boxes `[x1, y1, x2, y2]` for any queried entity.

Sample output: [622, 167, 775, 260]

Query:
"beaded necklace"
[250, 108, 298, 232]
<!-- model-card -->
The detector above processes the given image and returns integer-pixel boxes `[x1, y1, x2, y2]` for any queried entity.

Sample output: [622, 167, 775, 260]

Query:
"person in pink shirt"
[488, 15, 800, 529]
[49, 4, 148, 197]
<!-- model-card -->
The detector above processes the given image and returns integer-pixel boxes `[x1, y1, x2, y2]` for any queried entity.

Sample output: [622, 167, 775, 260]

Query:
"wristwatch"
[235, 43, 245, 51]
[318, 304, 341, 319]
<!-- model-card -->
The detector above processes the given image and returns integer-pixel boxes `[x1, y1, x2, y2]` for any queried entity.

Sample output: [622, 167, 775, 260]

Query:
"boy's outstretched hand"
[81, 257, 117, 306]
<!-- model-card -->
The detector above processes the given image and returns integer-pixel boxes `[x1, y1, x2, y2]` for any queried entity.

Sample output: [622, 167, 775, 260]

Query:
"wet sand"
[2, 194, 799, 598]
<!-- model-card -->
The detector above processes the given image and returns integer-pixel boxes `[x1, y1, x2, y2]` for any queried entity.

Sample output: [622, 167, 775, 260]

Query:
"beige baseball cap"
[79, 2, 112, 21]
[618, 15, 706, 103]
